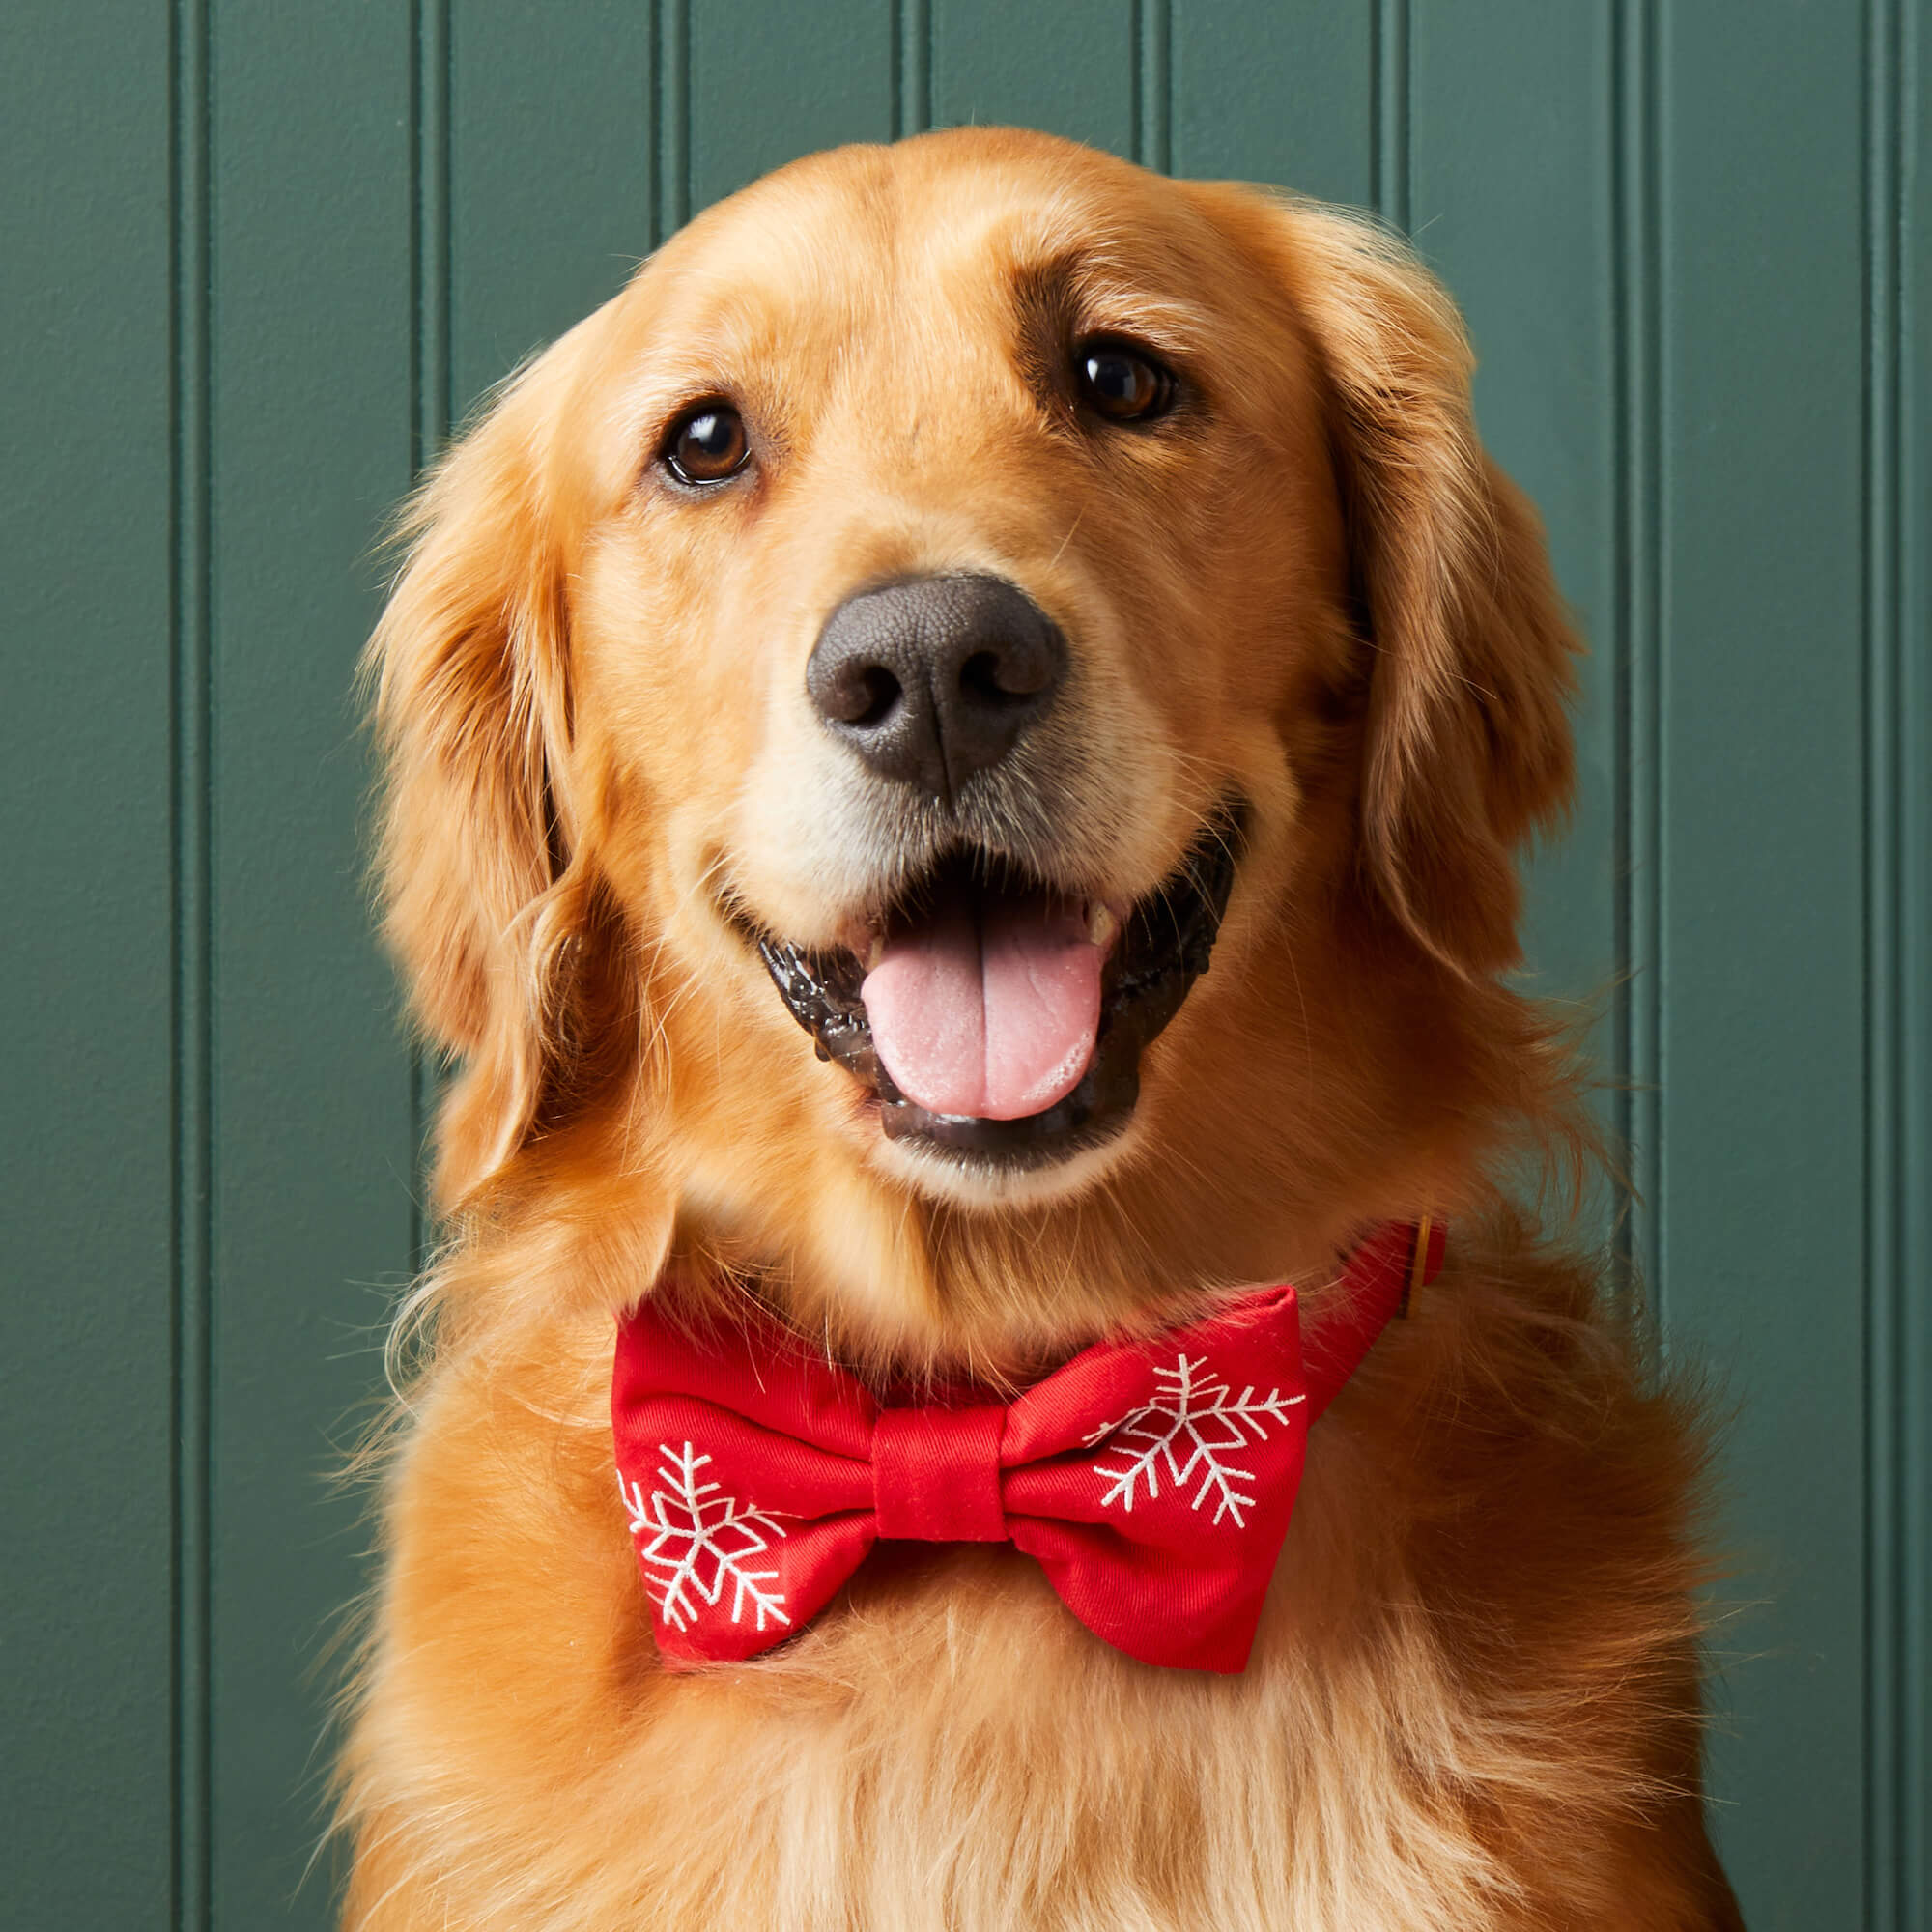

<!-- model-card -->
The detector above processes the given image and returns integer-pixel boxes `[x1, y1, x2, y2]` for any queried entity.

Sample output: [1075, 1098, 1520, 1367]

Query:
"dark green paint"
[4, 3, 1925, 1925]
[202, 9, 418, 1924]
[1659, 11, 1875, 1922]
[690, 2, 895, 215]
[3, 13, 179, 1928]
[451, 2, 659, 417]
[931, 0, 1137, 157]
[1172, 1, 1372, 208]
[1407, 3, 1620, 1033]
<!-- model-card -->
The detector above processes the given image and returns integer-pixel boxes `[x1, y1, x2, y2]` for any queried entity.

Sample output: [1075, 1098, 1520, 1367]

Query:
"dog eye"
[1074, 340, 1177, 424]
[663, 402, 750, 486]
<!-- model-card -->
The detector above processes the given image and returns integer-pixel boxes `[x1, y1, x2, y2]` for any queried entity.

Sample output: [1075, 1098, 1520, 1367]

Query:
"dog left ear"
[363, 326, 600, 1208]
[1203, 185, 1580, 977]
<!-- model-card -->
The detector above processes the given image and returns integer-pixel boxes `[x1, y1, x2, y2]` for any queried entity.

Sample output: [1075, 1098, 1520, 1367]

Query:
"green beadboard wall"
[3, 3, 1926, 1926]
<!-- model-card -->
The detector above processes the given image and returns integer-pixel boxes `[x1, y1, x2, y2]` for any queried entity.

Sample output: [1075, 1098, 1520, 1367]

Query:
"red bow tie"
[611, 1219, 1442, 1674]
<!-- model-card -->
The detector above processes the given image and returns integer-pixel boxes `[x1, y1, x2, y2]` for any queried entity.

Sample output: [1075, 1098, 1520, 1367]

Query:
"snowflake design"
[1086, 1354, 1304, 1529]
[619, 1442, 791, 1634]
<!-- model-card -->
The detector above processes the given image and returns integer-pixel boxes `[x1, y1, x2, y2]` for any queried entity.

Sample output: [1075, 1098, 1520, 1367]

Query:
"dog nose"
[806, 575, 1067, 799]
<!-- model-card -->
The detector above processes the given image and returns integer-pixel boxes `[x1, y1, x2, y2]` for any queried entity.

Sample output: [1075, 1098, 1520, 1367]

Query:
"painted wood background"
[4, 3, 1926, 1926]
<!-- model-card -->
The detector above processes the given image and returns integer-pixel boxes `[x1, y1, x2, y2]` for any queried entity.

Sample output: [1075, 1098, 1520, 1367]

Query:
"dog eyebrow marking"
[1008, 246, 1214, 411]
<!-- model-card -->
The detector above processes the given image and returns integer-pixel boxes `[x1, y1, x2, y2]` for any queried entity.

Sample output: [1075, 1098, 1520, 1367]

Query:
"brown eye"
[1074, 340, 1177, 423]
[664, 402, 749, 485]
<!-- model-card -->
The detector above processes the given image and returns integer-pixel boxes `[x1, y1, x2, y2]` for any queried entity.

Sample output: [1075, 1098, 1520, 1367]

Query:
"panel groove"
[895, 0, 931, 137]
[1134, 0, 1170, 173]
[656, 0, 691, 242]
[408, 0, 450, 1274]
[1862, 0, 1914, 1919]
[1372, 0, 1409, 229]
[169, 0, 213, 1924]
[649, 0, 663, 244]
[1895, 3, 1924, 1909]
[1898, 5, 1930, 1910]
[1612, 0, 1664, 1323]
[1861, 0, 1898, 1892]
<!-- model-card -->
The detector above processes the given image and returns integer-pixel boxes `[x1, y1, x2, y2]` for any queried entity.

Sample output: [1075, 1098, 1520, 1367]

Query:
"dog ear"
[1222, 190, 1580, 976]
[364, 333, 596, 1207]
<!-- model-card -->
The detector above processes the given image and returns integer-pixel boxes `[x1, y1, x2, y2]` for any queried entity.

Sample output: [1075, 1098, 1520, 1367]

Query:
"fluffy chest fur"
[338, 1226, 1730, 1932]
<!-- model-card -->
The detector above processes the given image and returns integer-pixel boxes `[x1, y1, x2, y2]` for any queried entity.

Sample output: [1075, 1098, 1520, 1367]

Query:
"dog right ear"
[1194, 185, 1579, 978]
[364, 333, 595, 1209]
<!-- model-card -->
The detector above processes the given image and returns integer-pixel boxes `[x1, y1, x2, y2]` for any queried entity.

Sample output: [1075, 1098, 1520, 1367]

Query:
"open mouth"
[754, 804, 1245, 1170]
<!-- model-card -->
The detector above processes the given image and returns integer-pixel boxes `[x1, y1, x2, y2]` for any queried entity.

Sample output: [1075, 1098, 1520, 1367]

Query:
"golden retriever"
[339, 127, 1743, 1929]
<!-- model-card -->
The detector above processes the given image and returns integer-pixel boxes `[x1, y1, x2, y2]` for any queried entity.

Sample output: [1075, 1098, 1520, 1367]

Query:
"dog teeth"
[864, 930, 887, 973]
[1086, 902, 1120, 951]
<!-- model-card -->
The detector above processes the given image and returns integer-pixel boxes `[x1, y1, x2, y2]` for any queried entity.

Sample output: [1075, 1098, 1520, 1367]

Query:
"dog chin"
[867, 1109, 1146, 1209]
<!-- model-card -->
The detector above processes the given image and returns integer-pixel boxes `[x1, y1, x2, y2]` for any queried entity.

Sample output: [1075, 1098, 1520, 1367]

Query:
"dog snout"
[806, 575, 1067, 801]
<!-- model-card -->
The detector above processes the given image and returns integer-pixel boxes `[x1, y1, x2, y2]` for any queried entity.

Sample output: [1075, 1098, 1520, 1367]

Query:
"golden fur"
[338, 128, 1742, 1928]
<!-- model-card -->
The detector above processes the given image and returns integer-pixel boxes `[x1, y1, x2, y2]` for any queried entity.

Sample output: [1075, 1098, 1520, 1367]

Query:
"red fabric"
[611, 1221, 1440, 1674]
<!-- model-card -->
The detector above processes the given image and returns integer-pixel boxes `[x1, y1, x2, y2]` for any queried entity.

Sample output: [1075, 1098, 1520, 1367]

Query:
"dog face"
[577, 139, 1355, 1203]
[369, 129, 1576, 1346]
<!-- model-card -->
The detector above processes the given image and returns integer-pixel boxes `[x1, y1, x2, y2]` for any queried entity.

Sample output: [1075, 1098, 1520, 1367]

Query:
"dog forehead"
[630, 132, 1224, 364]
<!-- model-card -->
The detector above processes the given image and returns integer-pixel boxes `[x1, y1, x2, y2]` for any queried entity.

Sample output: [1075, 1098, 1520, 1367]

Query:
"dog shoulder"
[1323, 1214, 1733, 1928]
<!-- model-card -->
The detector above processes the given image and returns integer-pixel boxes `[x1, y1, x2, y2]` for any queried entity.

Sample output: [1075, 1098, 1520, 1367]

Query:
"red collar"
[611, 1218, 1443, 1674]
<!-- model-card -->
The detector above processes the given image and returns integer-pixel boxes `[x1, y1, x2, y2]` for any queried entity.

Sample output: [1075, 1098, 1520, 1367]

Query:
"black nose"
[805, 575, 1067, 800]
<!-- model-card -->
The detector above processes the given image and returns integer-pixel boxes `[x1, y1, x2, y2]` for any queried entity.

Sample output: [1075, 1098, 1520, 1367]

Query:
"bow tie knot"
[611, 1219, 1441, 1674]
[873, 1404, 1007, 1542]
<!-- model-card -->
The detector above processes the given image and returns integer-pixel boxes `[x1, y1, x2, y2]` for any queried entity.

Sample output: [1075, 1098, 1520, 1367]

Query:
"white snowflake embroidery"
[1086, 1354, 1304, 1529]
[619, 1442, 791, 1634]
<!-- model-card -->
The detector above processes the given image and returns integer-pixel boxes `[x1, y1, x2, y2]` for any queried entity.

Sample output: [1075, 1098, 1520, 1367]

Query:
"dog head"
[368, 128, 1577, 1355]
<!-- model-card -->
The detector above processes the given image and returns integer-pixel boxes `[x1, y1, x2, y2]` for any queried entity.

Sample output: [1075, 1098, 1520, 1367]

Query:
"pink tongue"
[861, 889, 1103, 1121]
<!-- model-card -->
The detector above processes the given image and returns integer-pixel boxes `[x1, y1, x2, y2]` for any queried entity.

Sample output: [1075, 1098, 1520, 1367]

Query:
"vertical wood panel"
[1889, 2, 1930, 1920]
[688, 0, 895, 217]
[1407, 2, 1618, 1057]
[0, 5, 179, 1922]
[1657, 6, 1870, 1922]
[206, 7, 418, 1922]
[438, 1, 659, 1263]
[450, 0, 656, 422]
[929, 0, 1136, 157]
[1170, 1, 1372, 210]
